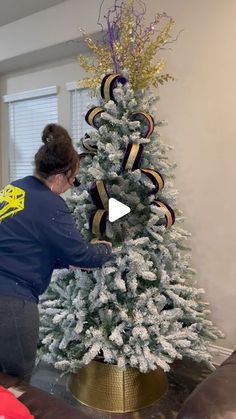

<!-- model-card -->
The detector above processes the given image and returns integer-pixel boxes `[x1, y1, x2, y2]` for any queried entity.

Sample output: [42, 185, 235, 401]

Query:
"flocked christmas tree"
[39, 0, 222, 373]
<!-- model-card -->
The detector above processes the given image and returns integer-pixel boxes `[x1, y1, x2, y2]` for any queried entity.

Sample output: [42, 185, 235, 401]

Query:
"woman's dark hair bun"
[42, 123, 73, 145]
[34, 123, 79, 179]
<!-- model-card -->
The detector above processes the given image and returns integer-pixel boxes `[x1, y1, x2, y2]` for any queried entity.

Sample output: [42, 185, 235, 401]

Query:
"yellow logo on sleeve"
[0, 184, 25, 222]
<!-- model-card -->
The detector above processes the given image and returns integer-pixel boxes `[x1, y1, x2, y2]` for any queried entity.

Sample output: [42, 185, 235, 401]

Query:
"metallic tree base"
[69, 360, 168, 413]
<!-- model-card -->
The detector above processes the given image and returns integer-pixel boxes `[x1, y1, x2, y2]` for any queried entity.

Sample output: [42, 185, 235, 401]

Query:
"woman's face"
[51, 168, 79, 195]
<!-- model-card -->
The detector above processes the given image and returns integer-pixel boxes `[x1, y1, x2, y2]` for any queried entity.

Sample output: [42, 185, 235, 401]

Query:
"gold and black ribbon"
[152, 200, 175, 228]
[90, 180, 109, 209]
[81, 133, 97, 154]
[82, 141, 97, 154]
[122, 143, 144, 171]
[141, 168, 164, 194]
[89, 209, 108, 236]
[85, 107, 104, 129]
[78, 152, 88, 159]
[101, 73, 127, 102]
[131, 111, 155, 138]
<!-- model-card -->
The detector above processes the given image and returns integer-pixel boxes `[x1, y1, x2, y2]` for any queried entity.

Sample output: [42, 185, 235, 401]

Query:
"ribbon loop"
[90, 180, 109, 209]
[101, 74, 127, 102]
[141, 168, 164, 194]
[85, 107, 105, 129]
[122, 143, 144, 171]
[131, 111, 155, 138]
[90, 209, 108, 236]
[152, 200, 175, 228]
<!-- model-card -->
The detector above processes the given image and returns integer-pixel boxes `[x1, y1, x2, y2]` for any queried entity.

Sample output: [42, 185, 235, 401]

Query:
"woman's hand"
[92, 240, 112, 249]
[69, 241, 112, 272]
[69, 265, 94, 271]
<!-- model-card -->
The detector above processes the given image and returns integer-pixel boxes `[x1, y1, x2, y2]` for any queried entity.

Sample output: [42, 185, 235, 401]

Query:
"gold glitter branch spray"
[77, 0, 174, 92]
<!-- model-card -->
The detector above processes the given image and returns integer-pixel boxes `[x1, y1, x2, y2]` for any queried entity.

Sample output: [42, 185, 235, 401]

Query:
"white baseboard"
[209, 344, 233, 366]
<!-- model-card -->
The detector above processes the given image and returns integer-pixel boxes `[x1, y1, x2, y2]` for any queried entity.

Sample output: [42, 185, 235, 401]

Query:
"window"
[66, 82, 98, 147]
[4, 86, 58, 181]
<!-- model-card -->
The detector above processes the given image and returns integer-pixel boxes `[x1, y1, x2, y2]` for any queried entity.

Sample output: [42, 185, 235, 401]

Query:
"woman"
[0, 123, 112, 382]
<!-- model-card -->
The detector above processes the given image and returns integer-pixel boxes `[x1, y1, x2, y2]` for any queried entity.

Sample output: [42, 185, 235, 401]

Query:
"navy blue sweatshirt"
[0, 176, 112, 303]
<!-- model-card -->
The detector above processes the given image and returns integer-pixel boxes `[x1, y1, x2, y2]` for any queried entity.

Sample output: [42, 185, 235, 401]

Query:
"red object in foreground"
[0, 386, 34, 419]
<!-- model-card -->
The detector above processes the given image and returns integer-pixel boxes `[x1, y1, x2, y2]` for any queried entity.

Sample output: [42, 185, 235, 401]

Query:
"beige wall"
[155, 0, 236, 350]
[1, 0, 236, 350]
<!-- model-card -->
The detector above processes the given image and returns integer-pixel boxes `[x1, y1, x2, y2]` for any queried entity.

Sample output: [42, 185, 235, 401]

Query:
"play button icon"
[108, 198, 131, 222]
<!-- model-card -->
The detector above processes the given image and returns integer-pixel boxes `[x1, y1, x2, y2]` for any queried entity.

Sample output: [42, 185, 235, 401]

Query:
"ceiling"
[0, 0, 67, 27]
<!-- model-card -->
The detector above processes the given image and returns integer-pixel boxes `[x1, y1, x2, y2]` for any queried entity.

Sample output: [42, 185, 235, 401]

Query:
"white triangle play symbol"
[108, 198, 131, 222]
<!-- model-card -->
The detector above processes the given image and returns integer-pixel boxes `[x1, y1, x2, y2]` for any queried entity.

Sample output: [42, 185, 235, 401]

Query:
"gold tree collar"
[78, 0, 174, 91]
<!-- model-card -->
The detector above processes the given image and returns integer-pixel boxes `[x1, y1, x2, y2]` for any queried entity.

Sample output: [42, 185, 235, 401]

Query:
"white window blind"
[67, 83, 98, 147]
[4, 87, 58, 181]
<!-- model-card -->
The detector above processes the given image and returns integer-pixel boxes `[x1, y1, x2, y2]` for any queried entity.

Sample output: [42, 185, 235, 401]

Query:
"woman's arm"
[43, 204, 113, 269]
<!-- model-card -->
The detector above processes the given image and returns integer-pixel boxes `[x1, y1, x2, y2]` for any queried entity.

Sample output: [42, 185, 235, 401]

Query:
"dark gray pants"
[0, 296, 39, 382]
